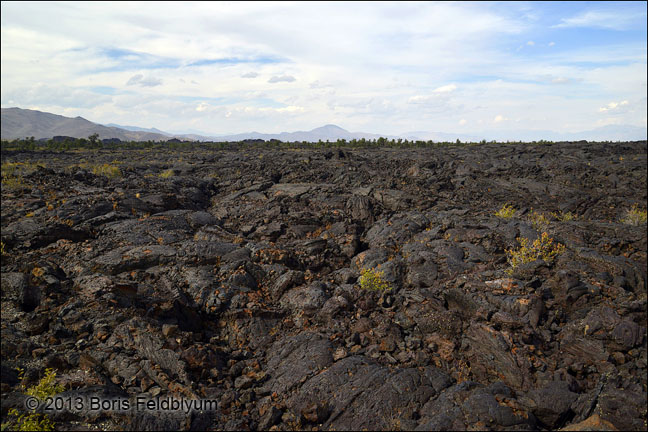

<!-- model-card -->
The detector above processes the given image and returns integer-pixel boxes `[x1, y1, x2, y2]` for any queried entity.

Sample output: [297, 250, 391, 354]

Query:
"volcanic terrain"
[1, 141, 646, 431]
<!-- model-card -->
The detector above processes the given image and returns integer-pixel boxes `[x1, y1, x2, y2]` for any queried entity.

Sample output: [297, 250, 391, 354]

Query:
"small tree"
[88, 133, 100, 147]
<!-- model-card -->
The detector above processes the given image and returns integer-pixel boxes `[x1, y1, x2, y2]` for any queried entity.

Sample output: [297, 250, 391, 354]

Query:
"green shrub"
[1, 369, 63, 432]
[359, 268, 391, 291]
[551, 210, 576, 222]
[495, 204, 516, 219]
[2, 409, 55, 432]
[25, 368, 65, 400]
[506, 232, 565, 271]
[159, 168, 175, 178]
[527, 210, 551, 231]
[621, 204, 647, 225]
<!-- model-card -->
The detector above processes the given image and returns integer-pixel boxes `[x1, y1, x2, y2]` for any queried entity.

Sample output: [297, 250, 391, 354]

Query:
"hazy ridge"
[2, 107, 646, 143]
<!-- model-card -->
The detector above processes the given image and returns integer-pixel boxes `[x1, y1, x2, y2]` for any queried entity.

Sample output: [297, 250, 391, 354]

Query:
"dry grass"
[91, 163, 122, 178]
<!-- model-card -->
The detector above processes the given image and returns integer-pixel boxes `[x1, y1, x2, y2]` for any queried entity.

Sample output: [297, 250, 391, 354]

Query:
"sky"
[1, 1, 647, 137]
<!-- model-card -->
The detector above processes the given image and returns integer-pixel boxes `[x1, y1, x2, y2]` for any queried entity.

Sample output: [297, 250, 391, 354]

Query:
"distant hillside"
[2, 107, 645, 143]
[1, 108, 171, 141]
[210, 124, 396, 142]
[103, 123, 172, 136]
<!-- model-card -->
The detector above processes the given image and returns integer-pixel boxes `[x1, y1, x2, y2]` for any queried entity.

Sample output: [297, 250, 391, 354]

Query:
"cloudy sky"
[1, 1, 646, 136]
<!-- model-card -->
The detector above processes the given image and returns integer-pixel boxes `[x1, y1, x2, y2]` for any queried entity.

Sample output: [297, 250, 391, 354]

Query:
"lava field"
[1, 141, 646, 431]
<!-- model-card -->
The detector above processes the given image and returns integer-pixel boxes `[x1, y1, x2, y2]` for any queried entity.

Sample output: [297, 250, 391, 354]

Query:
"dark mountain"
[1, 108, 171, 141]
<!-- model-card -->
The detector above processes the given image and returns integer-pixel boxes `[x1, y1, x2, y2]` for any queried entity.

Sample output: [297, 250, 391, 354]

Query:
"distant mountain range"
[1, 108, 170, 142]
[2, 107, 646, 143]
[103, 123, 172, 136]
[209, 124, 396, 142]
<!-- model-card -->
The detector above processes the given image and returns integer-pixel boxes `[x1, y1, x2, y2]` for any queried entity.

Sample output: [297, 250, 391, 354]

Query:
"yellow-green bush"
[1, 369, 63, 431]
[91, 163, 121, 178]
[495, 204, 516, 219]
[551, 210, 576, 222]
[1, 162, 17, 178]
[159, 169, 175, 178]
[527, 210, 551, 231]
[621, 204, 647, 226]
[359, 268, 391, 291]
[3, 409, 55, 432]
[1, 161, 44, 177]
[506, 232, 565, 271]
[24, 368, 65, 400]
[1, 162, 30, 190]
[0, 177, 25, 190]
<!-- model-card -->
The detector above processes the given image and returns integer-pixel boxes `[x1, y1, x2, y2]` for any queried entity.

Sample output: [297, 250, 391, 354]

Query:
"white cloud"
[1, 2, 646, 136]
[126, 74, 143, 85]
[458, 118, 467, 125]
[407, 93, 451, 106]
[276, 105, 304, 113]
[2, 83, 112, 109]
[554, 10, 646, 30]
[126, 74, 163, 87]
[551, 77, 570, 84]
[599, 100, 629, 112]
[196, 102, 210, 112]
[407, 95, 431, 104]
[406, 84, 456, 105]
[309, 80, 334, 89]
[526, 40, 535, 46]
[493, 114, 508, 123]
[268, 75, 296, 83]
[433, 84, 457, 93]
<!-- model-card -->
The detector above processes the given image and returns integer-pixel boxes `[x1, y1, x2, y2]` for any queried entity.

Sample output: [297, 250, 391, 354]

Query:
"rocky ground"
[1, 141, 646, 431]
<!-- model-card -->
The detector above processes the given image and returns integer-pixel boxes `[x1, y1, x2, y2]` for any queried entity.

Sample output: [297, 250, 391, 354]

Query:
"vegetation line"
[3, 134, 640, 152]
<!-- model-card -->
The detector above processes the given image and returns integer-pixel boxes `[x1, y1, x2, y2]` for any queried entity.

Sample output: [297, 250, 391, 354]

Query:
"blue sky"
[1, 1, 646, 137]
